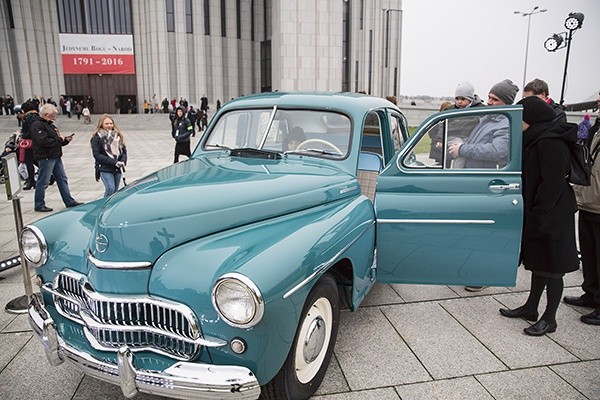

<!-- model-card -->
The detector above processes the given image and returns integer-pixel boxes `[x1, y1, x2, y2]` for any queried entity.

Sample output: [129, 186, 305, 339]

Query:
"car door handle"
[489, 183, 520, 192]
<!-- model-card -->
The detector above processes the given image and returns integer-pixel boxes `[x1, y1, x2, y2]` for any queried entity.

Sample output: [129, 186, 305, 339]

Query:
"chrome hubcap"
[303, 316, 326, 364]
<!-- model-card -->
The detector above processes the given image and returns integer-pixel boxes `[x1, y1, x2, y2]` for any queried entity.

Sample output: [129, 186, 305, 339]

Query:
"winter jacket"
[459, 113, 509, 168]
[548, 98, 567, 124]
[429, 99, 486, 161]
[521, 120, 579, 274]
[171, 117, 193, 143]
[91, 133, 127, 174]
[31, 116, 70, 160]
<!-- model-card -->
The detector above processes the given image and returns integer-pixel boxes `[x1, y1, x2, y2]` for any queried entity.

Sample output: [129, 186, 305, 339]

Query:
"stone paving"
[0, 113, 598, 400]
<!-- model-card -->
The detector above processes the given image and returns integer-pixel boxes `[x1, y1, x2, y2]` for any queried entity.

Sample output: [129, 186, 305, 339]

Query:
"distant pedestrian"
[151, 94, 157, 114]
[216, 99, 221, 111]
[578, 114, 592, 144]
[200, 94, 209, 112]
[31, 104, 82, 212]
[200, 109, 208, 131]
[91, 114, 127, 197]
[171, 106, 193, 163]
[4, 94, 15, 115]
[74, 101, 83, 120]
[187, 106, 198, 137]
[82, 106, 91, 124]
[65, 98, 72, 118]
[86, 96, 95, 114]
[59, 96, 66, 115]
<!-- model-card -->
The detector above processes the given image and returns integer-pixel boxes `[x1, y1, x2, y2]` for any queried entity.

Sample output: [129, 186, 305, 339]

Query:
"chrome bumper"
[28, 295, 261, 400]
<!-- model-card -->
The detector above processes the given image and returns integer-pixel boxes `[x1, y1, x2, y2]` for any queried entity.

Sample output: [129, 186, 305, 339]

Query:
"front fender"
[148, 195, 374, 384]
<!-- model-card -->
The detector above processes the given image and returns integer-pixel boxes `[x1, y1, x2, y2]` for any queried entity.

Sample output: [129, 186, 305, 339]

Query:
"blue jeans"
[100, 171, 122, 197]
[34, 158, 76, 209]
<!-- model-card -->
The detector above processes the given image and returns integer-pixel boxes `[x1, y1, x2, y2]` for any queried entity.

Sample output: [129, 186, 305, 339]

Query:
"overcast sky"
[400, 0, 599, 104]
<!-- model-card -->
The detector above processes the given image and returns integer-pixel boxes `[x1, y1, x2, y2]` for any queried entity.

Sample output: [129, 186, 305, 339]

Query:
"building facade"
[0, 0, 402, 113]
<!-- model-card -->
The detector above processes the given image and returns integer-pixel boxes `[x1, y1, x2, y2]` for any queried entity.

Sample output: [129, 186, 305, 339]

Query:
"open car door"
[375, 106, 523, 287]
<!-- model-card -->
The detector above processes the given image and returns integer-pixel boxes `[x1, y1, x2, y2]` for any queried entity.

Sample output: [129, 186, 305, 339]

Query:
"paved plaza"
[0, 113, 598, 399]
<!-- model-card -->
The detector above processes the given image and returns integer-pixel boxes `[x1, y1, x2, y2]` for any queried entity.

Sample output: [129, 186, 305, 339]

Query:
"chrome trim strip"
[340, 184, 358, 194]
[377, 219, 495, 225]
[283, 219, 375, 299]
[396, 169, 522, 175]
[88, 252, 152, 270]
[28, 296, 261, 400]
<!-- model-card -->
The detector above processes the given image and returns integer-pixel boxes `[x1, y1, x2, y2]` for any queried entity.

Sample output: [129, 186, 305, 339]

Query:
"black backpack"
[569, 140, 600, 186]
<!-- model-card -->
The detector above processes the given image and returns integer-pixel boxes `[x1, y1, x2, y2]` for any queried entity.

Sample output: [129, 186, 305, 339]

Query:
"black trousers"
[578, 210, 600, 305]
[174, 141, 191, 163]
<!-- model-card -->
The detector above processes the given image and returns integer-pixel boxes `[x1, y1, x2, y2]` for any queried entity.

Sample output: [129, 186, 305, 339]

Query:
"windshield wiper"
[285, 148, 342, 157]
[229, 147, 282, 160]
[206, 143, 231, 151]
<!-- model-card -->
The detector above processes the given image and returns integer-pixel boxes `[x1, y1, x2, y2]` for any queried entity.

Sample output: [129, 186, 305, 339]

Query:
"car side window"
[388, 112, 405, 154]
[403, 113, 510, 170]
[361, 111, 383, 156]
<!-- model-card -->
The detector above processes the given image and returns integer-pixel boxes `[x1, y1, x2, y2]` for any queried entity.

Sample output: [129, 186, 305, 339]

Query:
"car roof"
[220, 92, 399, 116]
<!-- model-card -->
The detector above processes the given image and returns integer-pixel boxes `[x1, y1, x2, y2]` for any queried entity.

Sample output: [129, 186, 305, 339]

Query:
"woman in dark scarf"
[91, 114, 127, 197]
[499, 96, 579, 336]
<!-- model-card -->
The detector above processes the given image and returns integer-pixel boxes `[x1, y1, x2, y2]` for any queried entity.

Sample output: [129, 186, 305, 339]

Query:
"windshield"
[203, 108, 352, 159]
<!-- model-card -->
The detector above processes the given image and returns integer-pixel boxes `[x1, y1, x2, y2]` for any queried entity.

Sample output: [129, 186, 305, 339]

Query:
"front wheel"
[261, 274, 340, 400]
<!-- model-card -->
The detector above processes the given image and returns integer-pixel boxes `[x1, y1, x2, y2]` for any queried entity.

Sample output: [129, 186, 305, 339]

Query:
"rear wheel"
[260, 274, 340, 400]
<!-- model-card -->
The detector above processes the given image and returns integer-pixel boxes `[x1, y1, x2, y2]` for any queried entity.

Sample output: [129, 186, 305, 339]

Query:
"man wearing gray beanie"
[448, 78, 519, 291]
[489, 79, 519, 105]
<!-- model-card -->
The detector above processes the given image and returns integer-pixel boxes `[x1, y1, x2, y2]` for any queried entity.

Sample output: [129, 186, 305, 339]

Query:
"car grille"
[52, 270, 201, 361]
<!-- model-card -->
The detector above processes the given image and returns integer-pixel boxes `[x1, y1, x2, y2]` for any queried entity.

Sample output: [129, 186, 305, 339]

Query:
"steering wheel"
[296, 138, 343, 155]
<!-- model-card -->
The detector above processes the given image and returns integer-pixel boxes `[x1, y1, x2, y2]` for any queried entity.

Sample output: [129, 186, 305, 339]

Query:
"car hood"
[89, 156, 359, 263]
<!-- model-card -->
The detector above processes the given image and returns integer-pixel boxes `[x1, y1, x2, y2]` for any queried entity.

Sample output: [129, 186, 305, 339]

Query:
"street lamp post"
[514, 6, 547, 90]
[544, 12, 585, 106]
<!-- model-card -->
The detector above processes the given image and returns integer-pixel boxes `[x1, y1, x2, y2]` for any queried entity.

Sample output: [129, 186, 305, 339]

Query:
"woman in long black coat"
[500, 96, 579, 336]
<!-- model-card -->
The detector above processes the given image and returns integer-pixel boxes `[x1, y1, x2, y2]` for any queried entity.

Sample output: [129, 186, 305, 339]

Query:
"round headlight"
[19, 226, 47, 267]
[212, 273, 264, 328]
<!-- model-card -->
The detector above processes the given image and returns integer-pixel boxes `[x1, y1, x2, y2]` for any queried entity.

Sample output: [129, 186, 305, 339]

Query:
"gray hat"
[489, 79, 519, 105]
[455, 81, 475, 101]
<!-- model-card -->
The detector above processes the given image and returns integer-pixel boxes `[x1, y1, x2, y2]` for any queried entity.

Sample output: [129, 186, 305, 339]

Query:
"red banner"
[62, 54, 135, 74]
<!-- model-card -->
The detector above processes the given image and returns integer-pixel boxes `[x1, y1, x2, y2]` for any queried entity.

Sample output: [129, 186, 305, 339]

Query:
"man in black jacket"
[31, 104, 82, 212]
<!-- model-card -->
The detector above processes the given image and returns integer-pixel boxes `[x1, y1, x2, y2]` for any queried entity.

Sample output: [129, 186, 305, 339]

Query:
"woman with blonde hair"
[91, 114, 127, 197]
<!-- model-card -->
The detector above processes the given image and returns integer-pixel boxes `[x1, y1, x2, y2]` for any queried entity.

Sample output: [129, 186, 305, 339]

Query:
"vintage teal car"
[21, 92, 523, 399]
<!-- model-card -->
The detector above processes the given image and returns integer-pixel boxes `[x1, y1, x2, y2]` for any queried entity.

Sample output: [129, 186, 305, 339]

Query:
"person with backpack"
[499, 95, 579, 336]
[567, 91, 600, 325]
